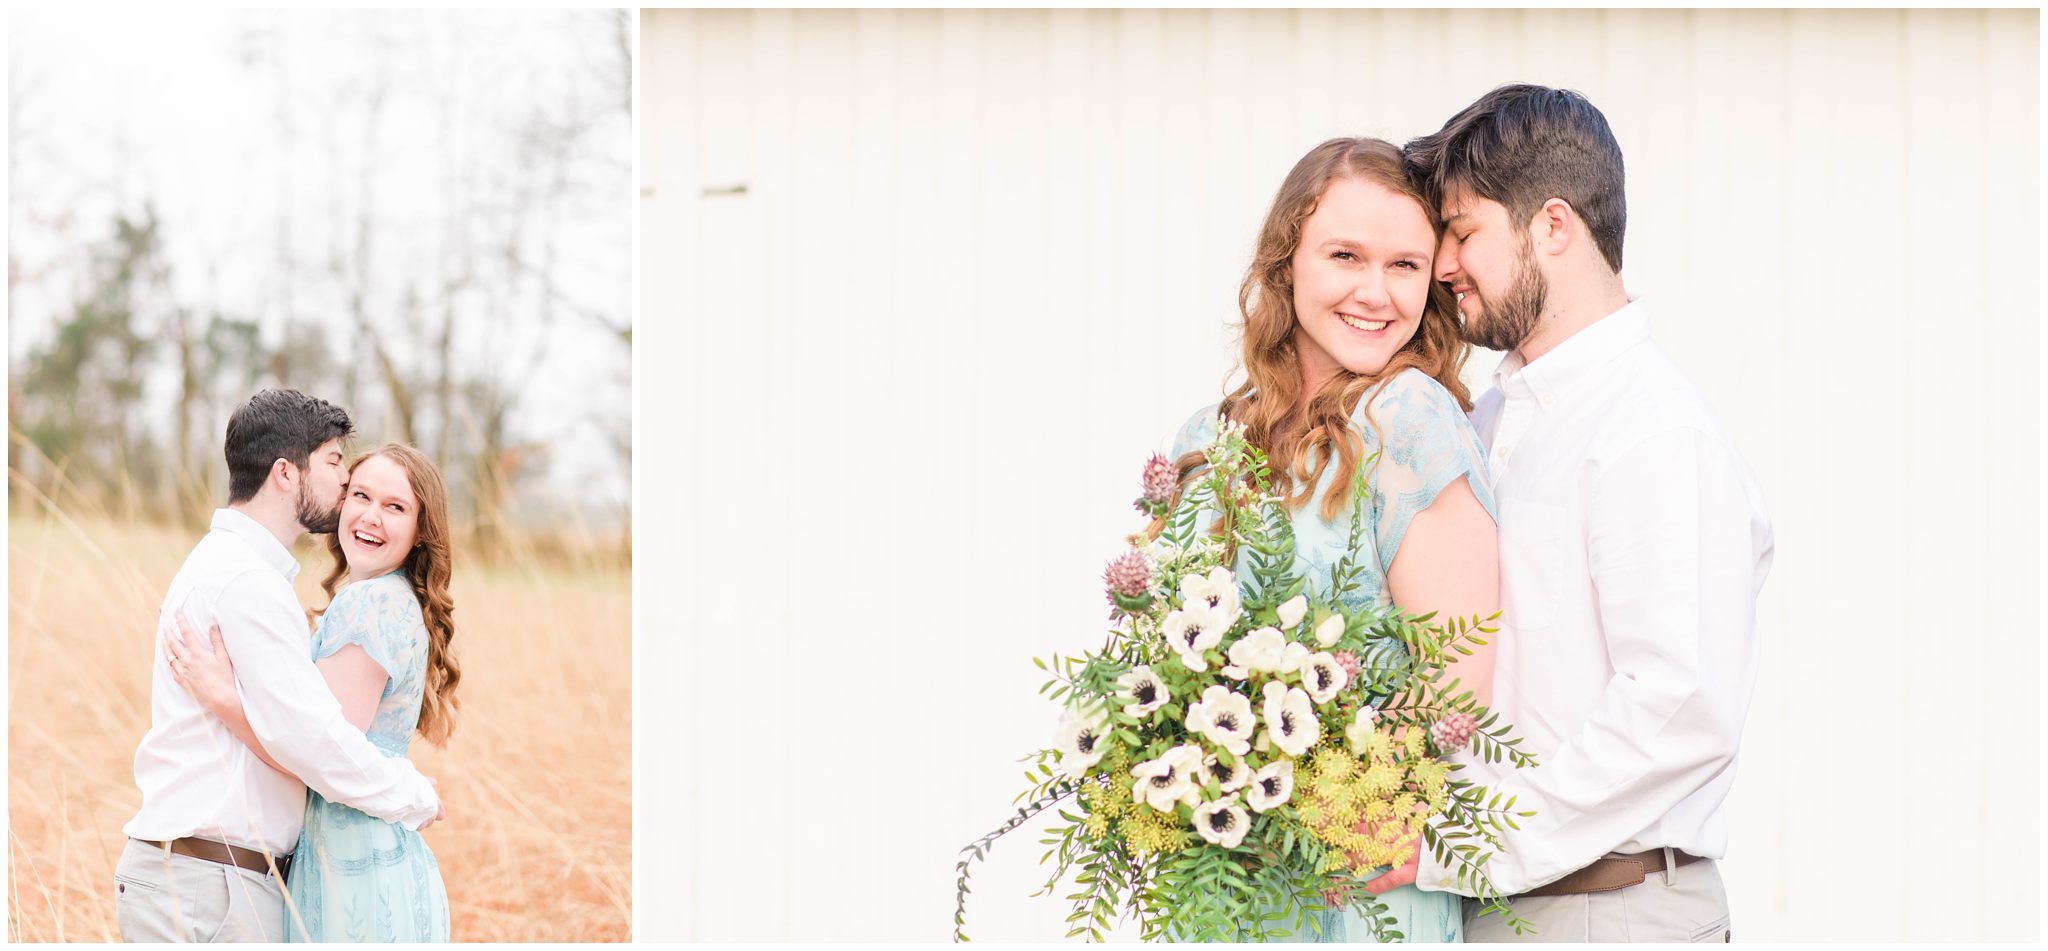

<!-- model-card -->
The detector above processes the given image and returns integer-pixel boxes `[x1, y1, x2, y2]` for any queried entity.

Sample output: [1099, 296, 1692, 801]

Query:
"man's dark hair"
[223, 388, 354, 504]
[1404, 83, 1627, 272]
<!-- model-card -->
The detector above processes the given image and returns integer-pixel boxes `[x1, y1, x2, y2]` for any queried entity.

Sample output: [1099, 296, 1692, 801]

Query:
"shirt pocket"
[1496, 495, 1570, 632]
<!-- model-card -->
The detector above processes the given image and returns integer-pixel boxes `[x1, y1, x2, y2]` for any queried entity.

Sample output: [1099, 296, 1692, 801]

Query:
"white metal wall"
[640, 9, 2039, 941]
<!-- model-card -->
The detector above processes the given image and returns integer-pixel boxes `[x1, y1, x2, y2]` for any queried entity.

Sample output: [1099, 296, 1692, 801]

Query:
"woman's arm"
[166, 617, 392, 766]
[164, 616, 294, 777]
[1385, 475, 1500, 709]
[314, 646, 389, 734]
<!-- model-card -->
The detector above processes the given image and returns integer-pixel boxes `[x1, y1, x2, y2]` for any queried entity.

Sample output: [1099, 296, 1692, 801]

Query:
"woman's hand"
[163, 614, 241, 717]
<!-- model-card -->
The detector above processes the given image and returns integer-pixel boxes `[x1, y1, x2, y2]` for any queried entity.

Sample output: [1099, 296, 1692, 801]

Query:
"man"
[1366, 85, 1775, 941]
[116, 388, 444, 942]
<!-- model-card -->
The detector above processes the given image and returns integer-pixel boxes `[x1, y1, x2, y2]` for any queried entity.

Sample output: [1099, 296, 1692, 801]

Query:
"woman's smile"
[1338, 312, 1393, 335]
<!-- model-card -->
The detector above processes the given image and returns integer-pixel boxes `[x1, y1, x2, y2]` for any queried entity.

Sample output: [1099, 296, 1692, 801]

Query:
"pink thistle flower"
[1139, 453, 1177, 506]
[1103, 549, 1152, 602]
[1431, 713, 1478, 753]
[1332, 651, 1361, 680]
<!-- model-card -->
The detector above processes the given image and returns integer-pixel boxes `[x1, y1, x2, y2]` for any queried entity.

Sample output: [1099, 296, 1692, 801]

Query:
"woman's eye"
[352, 490, 369, 500]
[1331, 251, 1355, 261]
[1394, 260, 1421, 270]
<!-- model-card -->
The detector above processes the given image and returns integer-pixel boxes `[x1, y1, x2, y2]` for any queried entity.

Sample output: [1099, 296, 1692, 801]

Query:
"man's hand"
[1364, 839, 1422, 896]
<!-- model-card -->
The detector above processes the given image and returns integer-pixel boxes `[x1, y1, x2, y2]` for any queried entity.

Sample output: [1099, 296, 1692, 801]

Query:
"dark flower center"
[1135, 683, 1157, 704]
[1209, 761, 1233, 782]
[1279, 711, 1296, 735]
[1261, 776, 1282, 796]
[1078, 731, 1098, 754]
[1215, 712, 1238, 732]
[1208, 810, 1235, 832]
[1314, 666, 1332, 691]
[1149, 767, 1178, 789]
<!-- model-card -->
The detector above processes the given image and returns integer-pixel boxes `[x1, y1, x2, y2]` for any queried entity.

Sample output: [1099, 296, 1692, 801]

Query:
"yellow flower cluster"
[1099, 742, 1133, 782]
[1078, 750, 1133, 838]
[1359, 728, 1397, 763]
[1403, 726, 1430, 761]
[1119, 798, 1191, 857]
[1292, 735, 1438, 875]
[1070, 745, 1191, 857]
[1410, 759, 1450, 810]
[1311, 745, 1356, 781]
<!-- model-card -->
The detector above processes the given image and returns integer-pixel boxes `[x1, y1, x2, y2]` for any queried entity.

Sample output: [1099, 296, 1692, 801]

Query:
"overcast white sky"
[9, 8, 632, 527]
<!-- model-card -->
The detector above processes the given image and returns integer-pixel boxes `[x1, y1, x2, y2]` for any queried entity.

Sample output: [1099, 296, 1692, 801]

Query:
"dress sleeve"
[1362, 371, 1497, 574]
[1167, 403, 1222, 462]
[313, 578, 414, 680]
[212, 571, 439, 828]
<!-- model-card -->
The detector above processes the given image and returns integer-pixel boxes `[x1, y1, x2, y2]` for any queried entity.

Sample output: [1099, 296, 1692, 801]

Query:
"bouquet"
[953, 418, 1537, 942]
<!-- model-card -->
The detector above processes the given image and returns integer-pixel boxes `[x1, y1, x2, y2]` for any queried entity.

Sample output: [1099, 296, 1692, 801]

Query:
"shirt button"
[1541, 395, 1555, 407]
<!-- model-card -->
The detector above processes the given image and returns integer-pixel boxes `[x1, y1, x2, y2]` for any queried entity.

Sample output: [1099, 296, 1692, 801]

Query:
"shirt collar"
[212, 507, 302, 582]
[1492, 296, 1651, 404]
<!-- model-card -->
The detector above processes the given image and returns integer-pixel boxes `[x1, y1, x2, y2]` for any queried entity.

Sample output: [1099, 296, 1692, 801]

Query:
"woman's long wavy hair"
[317, 443, 462, 747]
[1202, 137, 1473, 520]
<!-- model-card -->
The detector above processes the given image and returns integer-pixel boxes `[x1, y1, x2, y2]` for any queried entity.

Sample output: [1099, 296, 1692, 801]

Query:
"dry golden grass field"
[6, 511, 631, 942]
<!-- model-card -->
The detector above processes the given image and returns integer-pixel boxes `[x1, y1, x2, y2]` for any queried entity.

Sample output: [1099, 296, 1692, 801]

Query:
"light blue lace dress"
[1169, 368, 1497, 944]
[286, 571, 451, 942]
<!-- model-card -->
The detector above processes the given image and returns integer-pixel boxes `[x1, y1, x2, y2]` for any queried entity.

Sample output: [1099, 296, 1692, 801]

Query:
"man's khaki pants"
[113, 838, 286, 942]
[1465, 858, 1732, 943]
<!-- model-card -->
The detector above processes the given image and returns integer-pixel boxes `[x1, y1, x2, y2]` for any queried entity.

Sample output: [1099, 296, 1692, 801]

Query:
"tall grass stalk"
[7, 502, 631, 941]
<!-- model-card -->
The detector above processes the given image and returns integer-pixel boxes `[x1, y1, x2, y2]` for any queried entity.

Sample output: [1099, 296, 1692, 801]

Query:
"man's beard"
[1461, 239, 1548, 353]
[296, 481, 343, 534]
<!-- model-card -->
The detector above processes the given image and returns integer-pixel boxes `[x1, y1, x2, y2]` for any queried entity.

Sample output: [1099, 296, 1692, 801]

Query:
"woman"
[166, 443, 462, 942]
[1163, 138, 1499, 943]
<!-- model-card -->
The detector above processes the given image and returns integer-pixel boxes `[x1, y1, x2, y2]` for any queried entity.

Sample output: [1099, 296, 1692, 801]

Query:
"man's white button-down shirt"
[1417, 300, 1774, 897]
[122, 508, 440, 854]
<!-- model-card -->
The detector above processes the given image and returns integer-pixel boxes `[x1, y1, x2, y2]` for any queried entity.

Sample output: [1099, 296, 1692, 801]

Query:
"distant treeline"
[9, 207, 620, 559]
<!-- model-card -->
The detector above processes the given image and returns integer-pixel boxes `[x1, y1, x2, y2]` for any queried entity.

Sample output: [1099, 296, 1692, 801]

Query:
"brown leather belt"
[135, 837, 291, 881]
[1513, 848, 1704, 899]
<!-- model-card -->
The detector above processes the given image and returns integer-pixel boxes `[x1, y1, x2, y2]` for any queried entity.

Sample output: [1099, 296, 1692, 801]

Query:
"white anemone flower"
[1130, 744, 1206, 813]
[1246, 760, 1296, 813]
[1299, 652, 1349, 704]
[1276, 595, 1308, 630]
[1345, 706, 1380, 754]
[1179, 566, 1243, 630]
[1261, 681, 1321, 757]
[1278, 640, 1313, 675]
[1054, 701, 1111, 777]
[1163, 607, 1226, 672]
[1225, 626, 1290, 675]
[1192, 796, 1251, 848]
[1202, 752, 1252, 793]
[1167, 742, 1208, 768]
[1184, 684, 1257, 757]
[1115, 664, 1170, 716]
[1314, 613, 1347, 648]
